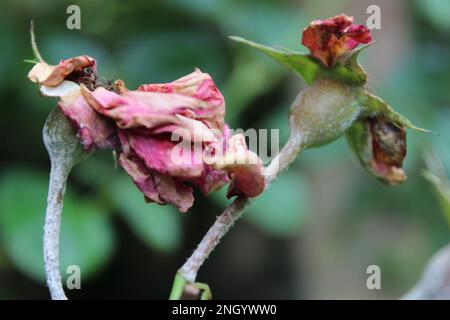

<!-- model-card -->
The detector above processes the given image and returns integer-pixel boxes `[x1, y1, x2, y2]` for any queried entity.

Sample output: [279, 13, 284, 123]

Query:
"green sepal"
[346, 120, 371, 167]
[359, 90, 432, 133]
[169, 273, 187, 300]
[229, 36, 319, 84]
[229, 36, 371, 86]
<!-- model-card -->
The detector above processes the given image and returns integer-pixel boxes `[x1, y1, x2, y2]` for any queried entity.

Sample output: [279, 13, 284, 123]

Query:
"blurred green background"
[0, 0, 450, 299]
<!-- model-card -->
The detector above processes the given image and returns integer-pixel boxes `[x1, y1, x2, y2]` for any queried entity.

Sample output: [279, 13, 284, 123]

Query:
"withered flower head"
[29, 59, 265, 212]
[301, 14, 372, 67]
[347, 116, 407, 185]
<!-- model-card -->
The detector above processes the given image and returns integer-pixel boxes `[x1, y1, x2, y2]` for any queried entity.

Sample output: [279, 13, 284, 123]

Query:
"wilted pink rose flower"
[28, 54, 266, 212]
[27, 56, 118, 151]
[301, 14, 372, 67]
[81, 69, 265, 212]
[28, 54, 267, 212]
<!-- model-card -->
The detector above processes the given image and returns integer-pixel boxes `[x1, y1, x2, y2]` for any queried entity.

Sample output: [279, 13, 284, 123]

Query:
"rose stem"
[44, 161, 70, 300]
[175, 129, 305, 288]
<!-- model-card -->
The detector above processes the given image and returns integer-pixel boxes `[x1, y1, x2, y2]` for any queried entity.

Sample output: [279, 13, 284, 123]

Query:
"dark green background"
[0, 0, 449, 299]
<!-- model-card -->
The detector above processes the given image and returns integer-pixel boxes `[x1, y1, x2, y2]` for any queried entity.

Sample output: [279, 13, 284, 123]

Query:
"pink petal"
[301, 14, 372, 67]
[138, 69, 225, 130]
[345, 24, 372, 44]
[28, 55, 95, 87]
[190, 165, 229, 195]
[118, 152, 194, 213]
[58, 90, 118, 151]
[122, 130, 205, 178]
[212, 134, 265, 198]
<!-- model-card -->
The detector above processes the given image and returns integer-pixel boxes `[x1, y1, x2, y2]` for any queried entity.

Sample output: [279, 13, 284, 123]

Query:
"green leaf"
[109, 176, 182, 253]
[229, 36, 320, 84]
[326, 44, 371, 85]
[0, 168, 115, 282]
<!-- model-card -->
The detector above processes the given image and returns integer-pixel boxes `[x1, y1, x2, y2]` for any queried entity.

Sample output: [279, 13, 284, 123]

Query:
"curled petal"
[345, 25, 372, 44]
[82, 86, 222, 140]
[58, 90, 118, 151]
[370, 116, 407, 184]
[346, 116, 407, 185]
[190, 165, 229, 195]
[301, 14, 372, 67]
[311, 14, 354, 30]
[28, 55, 96, 87]
[138, 69, 224, 106]
[119, 129, 204, 178]
[39, 80, 80, 97]
[213, 134, 265, 198]
[118, 152, 194, 213]
[138, 69, 225, 130]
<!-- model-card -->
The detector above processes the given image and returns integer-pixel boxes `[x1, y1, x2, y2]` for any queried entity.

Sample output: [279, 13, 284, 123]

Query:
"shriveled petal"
[301, 14, 372, 67]
[190, 165, 229, 195]
[82, 86, 222, 138]
[119, 129, 204, 178]
[39, 80, 80, 97]
[370, 116, 407, 184]
[346, 116, 407, 185]
[118, 152, 194, 212]
[138, 69, 224, 106]
[138, 69, 225, 130]
[28, 55, 96, 87]
[27, 62, 54, 84]
[333, 25, 372, 57]
[310, 14, 354, 30]
[58, 90, 118, 151]
[213, 134, 265, 198]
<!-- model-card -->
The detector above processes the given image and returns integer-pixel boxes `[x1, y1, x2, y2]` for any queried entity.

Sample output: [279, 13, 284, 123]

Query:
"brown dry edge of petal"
[369, 116, 407, 184]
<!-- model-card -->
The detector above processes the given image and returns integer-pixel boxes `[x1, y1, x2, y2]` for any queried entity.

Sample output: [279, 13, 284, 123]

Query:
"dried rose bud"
[230, 15, 428, 188]
[301, 14, 372, 67]
[346, 116, 407, 185]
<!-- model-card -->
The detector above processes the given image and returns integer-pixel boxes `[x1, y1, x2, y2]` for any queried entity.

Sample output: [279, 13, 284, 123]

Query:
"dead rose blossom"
[301, 14, 372, 67]
[29, 59, 265, 212]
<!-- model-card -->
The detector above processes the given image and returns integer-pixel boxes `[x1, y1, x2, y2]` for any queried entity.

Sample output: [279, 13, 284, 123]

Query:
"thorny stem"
[176, 129, 305, 287]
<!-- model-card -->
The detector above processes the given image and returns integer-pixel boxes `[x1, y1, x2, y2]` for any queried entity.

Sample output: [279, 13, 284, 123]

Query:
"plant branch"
[44, 161, 70, 300]
[402, 244, 450, 300]
[176, 130, 305, 288]
[42, 107, 90, 300]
